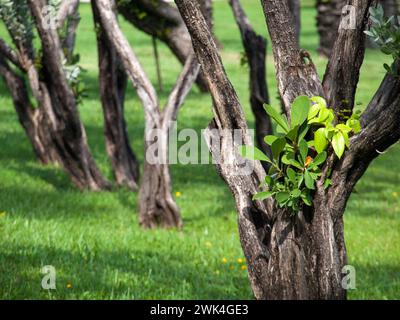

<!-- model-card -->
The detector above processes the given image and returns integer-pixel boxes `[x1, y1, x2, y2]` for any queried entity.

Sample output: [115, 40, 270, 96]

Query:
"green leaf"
[253, 191, 274, 200]
[264, 135, 278, 146]
[238, 145, 272, 163]
[301, 192, 312, 206]
[336, 124, 352, 134]
[276, 192, 290, 204]
[312, 151, 327, 167]
[299, 139, 309, 164]
[310, 96, 327, 107]
[304, 170, 315, 190]
[332, 132, 346, 159]
[291, 96, 311, 128]
[286, 126, 299, 142]
[265, 104, 290, 133]
[323, 178, 332, 190]
[271, 138, 286, 160]
[291, 189, 301, 198]
[287, 167, 297, 183]
[314, 128, 328, 153]
[265, 175, 273, 186]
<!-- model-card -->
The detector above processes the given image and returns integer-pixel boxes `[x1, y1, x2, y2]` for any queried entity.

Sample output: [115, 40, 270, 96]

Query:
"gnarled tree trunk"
[116, 0, 208, 92]
[27, 0, 110, 190]
[92, 0, 140, 191]
[0, 56, 58, 164]
[176, 0, 398, 299]
[95, 0, 200, 228]
[229, 0, 273, 163]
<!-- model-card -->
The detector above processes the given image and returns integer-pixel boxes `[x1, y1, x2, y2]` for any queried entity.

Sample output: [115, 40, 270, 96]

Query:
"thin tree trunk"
[0, 57, 58, 164]
[27, 0, 110, 191]
[116, 0, 209, 92]
[94, 0, 200, 228]
[92, 0, 140, 191]
[59, 1, 80, 63]
[288, 0, 301, 44]
[229, 0, 273, 163]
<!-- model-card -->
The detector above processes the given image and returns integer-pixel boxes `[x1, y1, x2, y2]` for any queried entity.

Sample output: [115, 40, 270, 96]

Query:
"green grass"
[0, 1, 399, 300]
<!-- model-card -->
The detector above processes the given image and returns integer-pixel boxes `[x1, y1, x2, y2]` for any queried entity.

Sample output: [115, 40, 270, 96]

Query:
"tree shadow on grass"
[0, 244, 251, 300]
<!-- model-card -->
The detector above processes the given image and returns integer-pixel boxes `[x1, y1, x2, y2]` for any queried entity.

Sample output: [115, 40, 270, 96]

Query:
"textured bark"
[92, 0, 140, 191]
[116, 0, 208, 92]
[27, 0, 110, 191]
[176, 0, 397, 300]
[260, 0, 324, 115]
[323, 0, 374, 117]
[229, 0, 273, 162]
[95, 0, 200, 228]
[316, 0, 346, 57]
[58, 0, 81, 63]
[0, 57, 57, 164]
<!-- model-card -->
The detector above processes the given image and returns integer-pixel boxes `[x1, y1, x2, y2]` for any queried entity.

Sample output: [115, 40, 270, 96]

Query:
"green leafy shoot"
[239, 96, 361, 213]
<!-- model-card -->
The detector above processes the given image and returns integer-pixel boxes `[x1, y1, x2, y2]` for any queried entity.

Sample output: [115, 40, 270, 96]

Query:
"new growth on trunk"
[176, 0, 400, 299]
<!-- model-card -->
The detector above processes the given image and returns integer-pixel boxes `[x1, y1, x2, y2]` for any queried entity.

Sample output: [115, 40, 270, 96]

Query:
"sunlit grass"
[0, 1, 398, 299]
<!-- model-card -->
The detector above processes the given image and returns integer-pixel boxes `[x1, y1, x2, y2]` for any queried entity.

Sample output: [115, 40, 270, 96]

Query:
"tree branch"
[229, 0, 272, 160]
[175, 0, 273, 299]
[162, 53, 200, 126]
[259, 0, 323, 115]
[94, 0, 160, 129]
[57, 0, 80, 28]
[323, 0, 375, 117]
[328, 61, 400, 219]
[0, 38, 23, 71]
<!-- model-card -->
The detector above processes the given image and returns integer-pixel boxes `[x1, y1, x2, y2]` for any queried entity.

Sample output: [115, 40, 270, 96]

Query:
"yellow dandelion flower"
[175, 191, 182, 197]
[222, 257, 228, 264]
[241, 265, 247, 270]
[66, 283, 72, 289]
[237, 258, 243, 264]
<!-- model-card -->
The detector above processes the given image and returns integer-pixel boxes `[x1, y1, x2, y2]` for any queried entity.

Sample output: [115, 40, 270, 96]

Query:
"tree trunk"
[316, 0, 345, 57]
[229, 0, 273, 163]
[58, 0, 81, 63]
[177, 0, 397, 299]
[27, 0, 110, 191]
[381, 0, 399, 18]
[0, 57, 58, 164]
[288, 0, 301, 44]
[92, 0, 140, 191]
[116, 0, 209, 92]
[94, 0, 199, 228]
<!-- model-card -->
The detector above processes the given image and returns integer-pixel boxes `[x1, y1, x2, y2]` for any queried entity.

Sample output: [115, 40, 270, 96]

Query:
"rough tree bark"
[229, 0, 273, 162]
[26, 0, 110, 190]
[92, 0, 140, 191]
[95, 0, 200, 228]
[176, 0, 398, 299]
[116, 0, 208, 92]
[0, 56, 57, 164]
[317, 0, 399, 57]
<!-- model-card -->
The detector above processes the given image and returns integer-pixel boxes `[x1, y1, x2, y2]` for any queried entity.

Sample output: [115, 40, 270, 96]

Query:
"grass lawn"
[0, 1, 399, 299]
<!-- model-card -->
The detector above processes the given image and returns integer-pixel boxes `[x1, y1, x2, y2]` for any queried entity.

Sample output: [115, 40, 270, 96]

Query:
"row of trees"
[1, 0, 399, 299]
